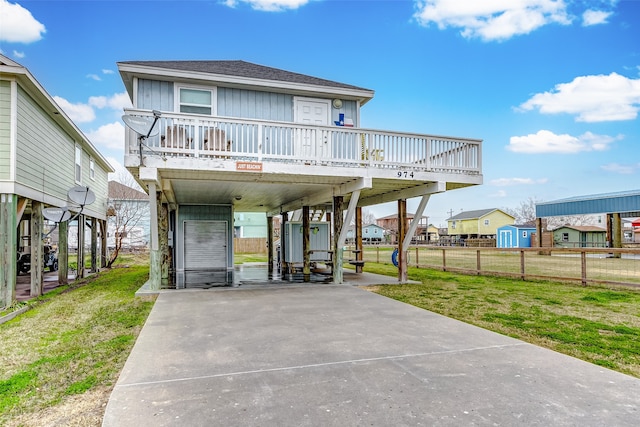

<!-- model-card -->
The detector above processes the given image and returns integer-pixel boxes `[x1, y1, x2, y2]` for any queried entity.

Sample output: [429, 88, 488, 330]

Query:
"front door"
[294, 97, 331, 160]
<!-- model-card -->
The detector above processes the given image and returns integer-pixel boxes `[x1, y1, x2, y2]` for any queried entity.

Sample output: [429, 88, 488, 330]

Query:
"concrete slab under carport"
[103, 285, 640, 426]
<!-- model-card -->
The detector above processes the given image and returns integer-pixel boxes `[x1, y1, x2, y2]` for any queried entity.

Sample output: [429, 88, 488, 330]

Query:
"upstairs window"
[484, 219, 490, 226]
[89, 158, 95, 180]
[75, 145, 82, 183]
[451, 221, 456, 229]
[179, 88, 213, 115]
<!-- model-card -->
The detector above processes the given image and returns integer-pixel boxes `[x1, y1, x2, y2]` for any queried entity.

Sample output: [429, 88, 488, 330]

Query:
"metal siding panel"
[184, 220, 227, 270]
[176, 205, 233, 270]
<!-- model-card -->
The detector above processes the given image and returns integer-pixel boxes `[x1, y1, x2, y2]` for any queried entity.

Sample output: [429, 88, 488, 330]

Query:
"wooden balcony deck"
[123, 109, 483, 212]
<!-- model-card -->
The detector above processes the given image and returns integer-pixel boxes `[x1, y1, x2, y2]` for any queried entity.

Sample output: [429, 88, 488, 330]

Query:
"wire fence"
[350, 245, 640, 287]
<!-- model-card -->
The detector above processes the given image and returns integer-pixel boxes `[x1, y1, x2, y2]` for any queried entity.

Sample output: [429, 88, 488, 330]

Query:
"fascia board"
[118, 63, 375, 104]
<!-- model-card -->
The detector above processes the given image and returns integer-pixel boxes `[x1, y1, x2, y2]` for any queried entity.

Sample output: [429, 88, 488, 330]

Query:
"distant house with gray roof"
[447, 209, 515, 242]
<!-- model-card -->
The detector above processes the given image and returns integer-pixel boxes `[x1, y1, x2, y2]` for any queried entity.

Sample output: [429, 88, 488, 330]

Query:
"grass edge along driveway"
[365, 263, 640, 379]
[0, 263, 155, 427]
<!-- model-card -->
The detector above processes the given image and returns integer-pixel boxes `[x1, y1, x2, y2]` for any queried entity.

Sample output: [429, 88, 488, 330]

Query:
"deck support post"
[90, 216, 98, 273]
[100, 219, 107, 269]
[0, 194, 18, 308]
[398, 199, 407, 283]
[147, 182, 161, 290]
[302, 205, 310, 281]
[280, 211, 288, 274]
[267, 215, 274, 273]
[77, 214, 85, 279]
[355, 207, 363, 273]
[58, 219, 69, 285]
[30, 200, 43, 296]
[159, 201, 170, 288]
[332, 196, 344, 284]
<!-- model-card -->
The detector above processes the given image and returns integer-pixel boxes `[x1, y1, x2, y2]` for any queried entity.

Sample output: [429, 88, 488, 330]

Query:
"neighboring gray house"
[0, 54, 113, 308]
[118, 60, 482, 288]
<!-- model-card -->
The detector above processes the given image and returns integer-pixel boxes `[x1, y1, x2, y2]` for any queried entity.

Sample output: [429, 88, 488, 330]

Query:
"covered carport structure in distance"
[535, 189, 640, 249]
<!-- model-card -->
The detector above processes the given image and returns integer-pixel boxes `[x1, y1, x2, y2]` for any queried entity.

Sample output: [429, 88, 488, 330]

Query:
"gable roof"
[448, 208, 512, 221]
[118, 60, 375, 104]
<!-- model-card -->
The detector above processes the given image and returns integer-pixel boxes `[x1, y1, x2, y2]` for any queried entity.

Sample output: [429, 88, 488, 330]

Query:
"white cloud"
[102, 69, 114, 75]
[506, 130, 620, 153]
[413, 0, 571, 41]
[0, 0, 46, 43]
[223, 0, 311, 12]
[86, 122, 125, 151]
[489, 190, 508, 198]
[87, 74, 101, 81]
[600, 163, 639, 174]
[13, 50, 25, 58]
[490, 177, 548, 186]
[53, 96, 96, 123]
[582, 9, 611, 26]
[89, 91, 132, 111]
[518, 73, 640, 122]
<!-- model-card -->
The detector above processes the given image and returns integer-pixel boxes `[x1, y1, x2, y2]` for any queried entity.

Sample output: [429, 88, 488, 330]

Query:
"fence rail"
[352, 245, 640, 287]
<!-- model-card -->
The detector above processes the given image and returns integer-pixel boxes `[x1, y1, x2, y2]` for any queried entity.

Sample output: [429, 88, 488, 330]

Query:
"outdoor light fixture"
[332, 98, 343, 109]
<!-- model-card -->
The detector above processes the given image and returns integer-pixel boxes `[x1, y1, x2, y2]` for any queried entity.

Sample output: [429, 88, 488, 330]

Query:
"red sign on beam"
[236, 161, 263, 172]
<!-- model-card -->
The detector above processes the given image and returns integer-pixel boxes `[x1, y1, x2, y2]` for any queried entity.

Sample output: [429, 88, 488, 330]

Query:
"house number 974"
[397, 171, 414, 178]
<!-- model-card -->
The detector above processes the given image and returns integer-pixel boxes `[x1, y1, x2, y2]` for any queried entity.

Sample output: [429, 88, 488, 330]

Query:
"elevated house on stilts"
[118, 60, 482, 288]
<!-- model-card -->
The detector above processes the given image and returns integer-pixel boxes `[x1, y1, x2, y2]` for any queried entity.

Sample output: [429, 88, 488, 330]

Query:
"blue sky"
[1, 0, 639, 226]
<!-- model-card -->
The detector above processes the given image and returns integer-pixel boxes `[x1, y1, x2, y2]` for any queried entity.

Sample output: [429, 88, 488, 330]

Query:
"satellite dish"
[43, 207, 72, 223]
[122, 114, 159, 137]
[68, 186, 96, 206]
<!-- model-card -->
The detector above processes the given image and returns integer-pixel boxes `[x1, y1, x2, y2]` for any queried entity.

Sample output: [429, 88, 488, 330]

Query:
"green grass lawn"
[0, 255, 154, 426]
[364, 263, 640, 378]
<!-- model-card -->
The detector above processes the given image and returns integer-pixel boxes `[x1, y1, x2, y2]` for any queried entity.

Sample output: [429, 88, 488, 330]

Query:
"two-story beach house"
[0, 55, 113, 309]
[117, 60, 483, 288]
[447, 208, 514, 245]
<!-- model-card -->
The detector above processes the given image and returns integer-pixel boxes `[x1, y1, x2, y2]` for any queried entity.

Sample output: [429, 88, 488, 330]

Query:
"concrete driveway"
[103, 284, 640, 426]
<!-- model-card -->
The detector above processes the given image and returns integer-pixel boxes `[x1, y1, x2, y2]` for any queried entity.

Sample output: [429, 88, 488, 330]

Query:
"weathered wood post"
[58, 220, 69, 285]
[0, 194, 18, 308]
[333, 196, 344, 284]
[267, 216, 273, 273]
[30, 200, 43, 296]
[90, 216, 98, 273]
[355, 207, 363, 273]
[100, 219, 107, 269]
[77, 214, 85, 279]
[303, 205, 310, 281]
[398, 199, 407, 282]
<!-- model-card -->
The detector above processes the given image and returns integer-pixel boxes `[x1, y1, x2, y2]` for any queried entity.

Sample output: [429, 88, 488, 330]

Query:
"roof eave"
[118, 63, 375, 105]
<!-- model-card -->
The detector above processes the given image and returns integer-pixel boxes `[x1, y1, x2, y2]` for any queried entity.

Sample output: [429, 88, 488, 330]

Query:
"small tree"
[106, 172, 149, 267]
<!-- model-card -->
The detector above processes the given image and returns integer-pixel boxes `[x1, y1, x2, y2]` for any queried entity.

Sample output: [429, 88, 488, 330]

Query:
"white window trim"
[175, 85, 217, 116]
[89, 157, 95, 180]
[74, 144, 82, 184]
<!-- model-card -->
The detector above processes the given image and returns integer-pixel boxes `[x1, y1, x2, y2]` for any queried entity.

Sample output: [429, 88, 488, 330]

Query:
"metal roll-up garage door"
[184, 220, 227, 270]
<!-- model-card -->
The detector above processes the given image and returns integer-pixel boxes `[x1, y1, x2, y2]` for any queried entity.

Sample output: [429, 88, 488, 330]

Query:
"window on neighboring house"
[562, 232, 569, 242]
[178, 87, 213, 115]
[75, 145, 82, 183]
[484, 219, 490, 226]
[89, 158, 95, 180]
[522, 231, 528, 237]
[452, 221, 456, 229]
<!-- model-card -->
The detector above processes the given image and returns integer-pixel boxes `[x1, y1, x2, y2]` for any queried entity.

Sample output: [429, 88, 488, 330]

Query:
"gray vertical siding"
[137, 79, 174, 111]
[175, 205, 234, 271]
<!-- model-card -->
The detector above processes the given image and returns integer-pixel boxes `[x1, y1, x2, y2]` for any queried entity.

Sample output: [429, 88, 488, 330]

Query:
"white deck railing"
[124, 109, 482, 175]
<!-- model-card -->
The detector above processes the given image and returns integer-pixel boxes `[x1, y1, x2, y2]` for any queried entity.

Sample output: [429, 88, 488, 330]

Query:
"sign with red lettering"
[236, 161, 263, 172]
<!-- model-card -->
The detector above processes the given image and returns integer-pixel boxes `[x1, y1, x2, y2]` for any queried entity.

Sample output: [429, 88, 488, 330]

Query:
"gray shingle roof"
[448, 208, 498, 220]
[118, 60, 371, 92]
